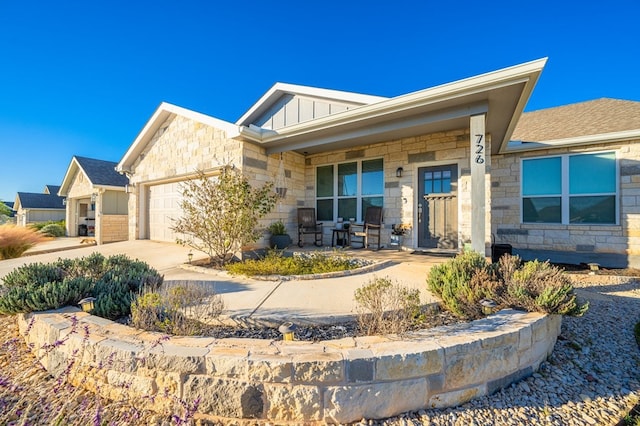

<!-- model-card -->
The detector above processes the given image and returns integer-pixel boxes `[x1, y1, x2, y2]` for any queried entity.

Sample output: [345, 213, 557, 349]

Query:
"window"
[316, 159, 384, 221]
[521, 152, 617, 224]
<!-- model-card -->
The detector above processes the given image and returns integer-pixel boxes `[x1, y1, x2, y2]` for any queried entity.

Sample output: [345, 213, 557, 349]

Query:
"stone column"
[470, 114, 486, 254]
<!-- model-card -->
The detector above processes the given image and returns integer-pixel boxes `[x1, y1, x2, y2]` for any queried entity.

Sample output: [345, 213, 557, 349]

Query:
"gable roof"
[117, 102, 240, 173]
[44, 185, 60, 195]
[239, 58, 547, 155]
[59, 156, 129, 196]
[15, 192, 65, 210]
[236, 82, 388, 127]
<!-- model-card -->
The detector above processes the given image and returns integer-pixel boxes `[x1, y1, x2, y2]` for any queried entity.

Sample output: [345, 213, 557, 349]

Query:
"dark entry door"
[417, 165, 458, 249]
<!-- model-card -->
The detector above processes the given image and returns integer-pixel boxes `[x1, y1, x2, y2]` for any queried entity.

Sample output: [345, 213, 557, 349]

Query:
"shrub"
[426, 253, 588, 320]
[226, 250, 364, 276]
[29, 220, 65, 232]
[354, 277, 424, 336]
[0, 253, 163, 318]
[0, 224, 46, 259]
[130, 282, 224, 335]
[39, 223, 65, 237]
[497, 256, 588, 316]
[267, 220, 287, 235]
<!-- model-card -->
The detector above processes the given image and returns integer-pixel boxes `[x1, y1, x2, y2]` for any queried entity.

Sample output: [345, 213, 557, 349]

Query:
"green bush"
[0, 253, 163, 318]
[29, 220, 65, 232]
[226, 250, 364, 276]
[354, 277, 424, 335]
[426, 253, 588, 320]
[39, 223, 65, 237]
[427, 250, 488, 297]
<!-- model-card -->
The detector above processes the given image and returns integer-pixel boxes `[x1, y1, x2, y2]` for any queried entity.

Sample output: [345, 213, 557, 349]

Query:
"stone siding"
[100, 215, 128, 243]
[18, 308, 560, 424]
[126, 114, 244, 240]
[491, 139, 640, 267]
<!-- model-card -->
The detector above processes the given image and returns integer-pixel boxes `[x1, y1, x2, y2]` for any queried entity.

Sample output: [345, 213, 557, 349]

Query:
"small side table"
[331, 229, 350, 248]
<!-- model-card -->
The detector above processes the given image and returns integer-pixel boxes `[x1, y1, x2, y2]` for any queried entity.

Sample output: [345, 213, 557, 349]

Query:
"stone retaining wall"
[17, 308, 561, 424]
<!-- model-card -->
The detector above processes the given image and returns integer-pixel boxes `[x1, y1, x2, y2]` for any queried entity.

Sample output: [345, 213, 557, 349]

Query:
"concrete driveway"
[0, 239, 445, 325]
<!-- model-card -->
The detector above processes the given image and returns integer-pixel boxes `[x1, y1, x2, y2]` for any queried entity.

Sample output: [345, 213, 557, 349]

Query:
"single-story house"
[14, 185, 66, 226]
[116, 58, 640, 267]
[58, 156, 129, 244]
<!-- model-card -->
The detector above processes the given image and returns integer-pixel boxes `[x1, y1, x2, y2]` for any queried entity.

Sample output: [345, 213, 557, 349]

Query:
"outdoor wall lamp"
[188, 251, 193, 263]
[480, 299, 497, 315]
[396, 167, 404, 178]
[62, 198, 67, 206]
[278, 321, 297, 341]
[90, 193, 97, 203]
[78, 297, 96, 312]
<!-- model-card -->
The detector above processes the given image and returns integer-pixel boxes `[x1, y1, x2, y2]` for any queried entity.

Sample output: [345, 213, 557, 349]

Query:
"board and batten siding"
[252, 94, 360, 130]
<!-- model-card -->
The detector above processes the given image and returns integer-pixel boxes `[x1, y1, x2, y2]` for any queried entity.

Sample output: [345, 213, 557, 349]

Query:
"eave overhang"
[505, 129, 640, 153]
[238, 58, 547, 155]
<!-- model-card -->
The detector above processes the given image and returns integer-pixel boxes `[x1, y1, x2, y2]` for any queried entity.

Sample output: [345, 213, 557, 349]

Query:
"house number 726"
[474, 134, 485, 164]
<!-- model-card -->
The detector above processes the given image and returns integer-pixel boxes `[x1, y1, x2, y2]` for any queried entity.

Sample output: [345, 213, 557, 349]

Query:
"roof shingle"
[75, 156, 129, 187]
[16, 192, 65, 209]
[512, 98, 640, 142]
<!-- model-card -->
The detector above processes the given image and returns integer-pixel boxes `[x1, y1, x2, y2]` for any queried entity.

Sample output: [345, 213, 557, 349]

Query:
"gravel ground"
[0, 277, 638, 425]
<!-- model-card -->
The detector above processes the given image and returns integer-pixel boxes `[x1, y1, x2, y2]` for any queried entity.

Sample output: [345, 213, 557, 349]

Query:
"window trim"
[315, 158, 384, 222]
[520, 151, 619, 225]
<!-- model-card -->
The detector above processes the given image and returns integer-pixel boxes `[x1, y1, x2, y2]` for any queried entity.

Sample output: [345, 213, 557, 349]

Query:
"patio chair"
[350, 206, 383, 250]
[297, 208, 323, 247]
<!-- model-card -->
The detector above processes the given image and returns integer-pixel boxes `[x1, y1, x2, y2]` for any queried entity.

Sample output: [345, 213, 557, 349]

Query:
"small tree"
[0, 202, 12, 225]
[171, 166, 278, 265]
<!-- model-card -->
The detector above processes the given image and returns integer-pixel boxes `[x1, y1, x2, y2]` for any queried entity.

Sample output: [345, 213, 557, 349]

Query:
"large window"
[316, 159, 384, 221]
[522, 152, 617, 224]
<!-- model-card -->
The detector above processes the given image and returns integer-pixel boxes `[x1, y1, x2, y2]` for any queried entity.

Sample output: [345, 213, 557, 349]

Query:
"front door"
[417, 165, 458, 249]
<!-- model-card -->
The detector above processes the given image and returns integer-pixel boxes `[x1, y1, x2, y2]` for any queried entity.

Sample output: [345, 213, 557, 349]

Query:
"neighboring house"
[14, 186, 66, 226]
[116, 58, 640, 268]
[58, 156, 129, 244]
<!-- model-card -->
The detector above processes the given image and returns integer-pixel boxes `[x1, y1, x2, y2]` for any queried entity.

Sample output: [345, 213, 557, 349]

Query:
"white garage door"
[148, 182, 186, 242]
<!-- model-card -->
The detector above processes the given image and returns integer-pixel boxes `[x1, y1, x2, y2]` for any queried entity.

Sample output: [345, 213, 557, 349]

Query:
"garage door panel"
[148, 182, 186, 242]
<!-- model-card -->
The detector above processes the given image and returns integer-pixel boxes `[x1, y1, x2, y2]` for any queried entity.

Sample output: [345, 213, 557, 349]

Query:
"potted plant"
[268, 220, 292, 249]
[390, 223, 411, 249]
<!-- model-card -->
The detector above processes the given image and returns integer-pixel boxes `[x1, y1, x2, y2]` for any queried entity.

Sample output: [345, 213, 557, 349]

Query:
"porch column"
[470, 113, 486, 254]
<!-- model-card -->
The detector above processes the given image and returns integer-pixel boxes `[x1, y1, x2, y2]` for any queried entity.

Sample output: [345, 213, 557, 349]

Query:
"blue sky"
[1, 0, 639, 201]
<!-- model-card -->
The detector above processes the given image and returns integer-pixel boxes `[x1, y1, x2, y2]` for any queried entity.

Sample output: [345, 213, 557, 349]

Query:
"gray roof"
[44, 185, 61, 195]
[16, 192, 65, 209]
[513, 98, 640, 142]
[75, 156, 129, 187]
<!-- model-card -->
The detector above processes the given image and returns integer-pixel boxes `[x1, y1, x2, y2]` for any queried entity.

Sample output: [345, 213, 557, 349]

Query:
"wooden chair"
[297, 208, 323, 247]
[350, 206, 383, 250]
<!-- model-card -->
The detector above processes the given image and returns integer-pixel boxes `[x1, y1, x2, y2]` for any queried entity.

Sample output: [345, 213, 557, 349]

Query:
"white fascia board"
[117, 102, 239, 173]
[505, 129, 640, 153]
[242, 58, 547, 145]
[236, 82, 388, 126]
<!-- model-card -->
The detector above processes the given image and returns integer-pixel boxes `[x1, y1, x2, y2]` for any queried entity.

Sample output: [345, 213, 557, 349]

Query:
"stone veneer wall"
[100, 215, 128, 243]
[240, 144, 306, 249]
[491, 139, 640, 268]
[18, 308, 560, 424]
[303, 129, 493, 251]
[126, 114, 243, 240]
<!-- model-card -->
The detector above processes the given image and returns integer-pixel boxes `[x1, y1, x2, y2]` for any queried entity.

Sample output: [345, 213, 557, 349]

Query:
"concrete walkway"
[1, 239, 450, 326]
